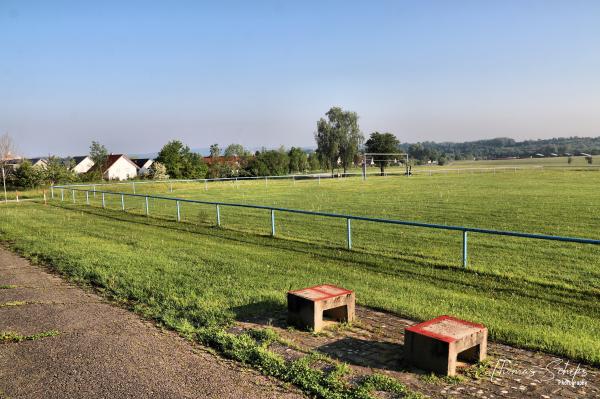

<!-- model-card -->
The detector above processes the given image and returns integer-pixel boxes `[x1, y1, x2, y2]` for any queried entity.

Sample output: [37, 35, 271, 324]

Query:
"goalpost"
[362, 152, 409, 180]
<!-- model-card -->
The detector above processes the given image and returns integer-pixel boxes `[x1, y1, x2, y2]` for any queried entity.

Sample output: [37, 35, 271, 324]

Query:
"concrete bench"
[287, 284, 355, 332]
[404, 315, 487, 376]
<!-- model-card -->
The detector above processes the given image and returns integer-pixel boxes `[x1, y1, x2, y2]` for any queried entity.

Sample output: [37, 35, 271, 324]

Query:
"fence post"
[462, 230, 468, 268]
[265, 176, 268, 188]
[93, 185, 96, 197]
[216, 204, 221, 226]
[51, 186, 54, 199]
[72, 190, 76, 203]
[61, 189, 64, 201]
[145, 196, 149, 216]
[176, 200, 181, 222]
[205, 180, 208, 190]
[86, 191, 89, 205]
[170, 183, 173, 193]
[121, 194, 125, 211]
[102, 193, 105, 208]
[43, 191, 47, 205]
[347, 218, 352, 250]
[271, 209, 275, 237]
[132, 182, 136, 194]
[318, 176, 321, 185]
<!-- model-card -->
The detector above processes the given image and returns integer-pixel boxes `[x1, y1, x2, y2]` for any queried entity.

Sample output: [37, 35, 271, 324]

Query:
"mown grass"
[1, 170, 600, 371]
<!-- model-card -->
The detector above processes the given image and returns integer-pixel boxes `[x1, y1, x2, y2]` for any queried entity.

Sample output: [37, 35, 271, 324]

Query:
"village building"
[91, 154, 139, 180]
[132, 158, 154, 176]
[63, 156, 95, 174]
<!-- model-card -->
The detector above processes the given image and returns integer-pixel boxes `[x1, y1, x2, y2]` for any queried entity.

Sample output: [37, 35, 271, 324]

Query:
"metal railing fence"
[50, 165, 555, 194]
[51, 186, 600, 269]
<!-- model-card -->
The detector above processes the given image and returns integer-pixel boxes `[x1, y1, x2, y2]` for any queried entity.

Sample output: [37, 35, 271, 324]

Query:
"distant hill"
[400, 136, 600, 160]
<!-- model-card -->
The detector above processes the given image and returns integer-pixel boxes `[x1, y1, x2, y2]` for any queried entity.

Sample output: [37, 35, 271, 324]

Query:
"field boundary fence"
[50, 165, 556, 194]
[50, 184, 600, 269]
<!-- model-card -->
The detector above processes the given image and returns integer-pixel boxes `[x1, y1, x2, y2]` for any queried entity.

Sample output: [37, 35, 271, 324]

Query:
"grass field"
[2, 168, 600, 369]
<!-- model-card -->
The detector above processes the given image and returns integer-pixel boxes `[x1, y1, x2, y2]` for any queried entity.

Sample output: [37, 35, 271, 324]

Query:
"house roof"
[105, 154, 139, 170]
[132, 158, 153, 168]
[91, 154, 139, 173]
[62, 155, 90, 167]
[28, 157, 47, 165]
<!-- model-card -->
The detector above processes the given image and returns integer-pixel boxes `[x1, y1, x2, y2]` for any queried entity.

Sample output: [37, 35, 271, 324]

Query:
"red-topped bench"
[405, 315, 488, 376]
[287, 284, 355, 332]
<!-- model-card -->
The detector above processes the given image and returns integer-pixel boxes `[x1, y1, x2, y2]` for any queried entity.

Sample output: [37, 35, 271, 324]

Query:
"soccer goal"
[361, 152, 409, 180]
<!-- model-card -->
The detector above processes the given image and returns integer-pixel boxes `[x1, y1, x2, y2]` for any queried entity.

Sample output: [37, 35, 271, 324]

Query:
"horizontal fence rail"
[50, 165, 557, 192]
[51, 186, 600, 268]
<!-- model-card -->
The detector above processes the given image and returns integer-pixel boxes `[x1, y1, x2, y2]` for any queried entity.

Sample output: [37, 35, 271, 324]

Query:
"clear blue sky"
[2, 1, 599, 157]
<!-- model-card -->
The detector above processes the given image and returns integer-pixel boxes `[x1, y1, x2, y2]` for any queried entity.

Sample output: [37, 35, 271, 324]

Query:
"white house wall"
[105, 157, 137, 180]
[73, 157, 94, 174]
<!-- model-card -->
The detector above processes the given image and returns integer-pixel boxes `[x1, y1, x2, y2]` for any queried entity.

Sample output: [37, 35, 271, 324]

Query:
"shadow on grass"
[48, 202, 600, 316]
[230, 299, 288, 328]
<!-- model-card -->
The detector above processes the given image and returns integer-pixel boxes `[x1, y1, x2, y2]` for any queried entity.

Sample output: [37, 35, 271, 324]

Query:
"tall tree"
[365, 132, 401, 175]
[209, 143, 221, 158]
[156, 140, 207, 179]
[315, 107, 363, 175]
[223, 143, 249, 158]
[89, 141, 108, 168]
[288, 147, 309, 173]
[0, 133, 16, 202]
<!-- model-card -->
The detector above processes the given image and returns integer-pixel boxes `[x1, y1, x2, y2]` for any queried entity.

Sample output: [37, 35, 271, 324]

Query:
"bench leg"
[313, 302, 324, 332]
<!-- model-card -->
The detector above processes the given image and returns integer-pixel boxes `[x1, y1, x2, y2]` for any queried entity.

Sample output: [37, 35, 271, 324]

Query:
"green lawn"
[3, 169, 600, 366]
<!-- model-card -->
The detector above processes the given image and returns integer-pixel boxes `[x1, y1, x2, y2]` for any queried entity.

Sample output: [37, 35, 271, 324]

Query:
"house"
[203, 156, 244, 174]
[27, 158, 48, 169]
[3, 159, 22, 171]
[63, 156, 95, 174]
[93, 154, 139, 181]
[133, 158, 154, 176]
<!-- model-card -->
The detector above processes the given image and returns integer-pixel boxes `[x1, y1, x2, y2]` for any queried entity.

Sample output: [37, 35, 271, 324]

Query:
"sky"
[1, 1, 600, 157]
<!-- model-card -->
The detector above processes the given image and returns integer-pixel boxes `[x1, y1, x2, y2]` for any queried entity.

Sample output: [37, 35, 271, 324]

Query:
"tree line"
[4, 105, 599, 190]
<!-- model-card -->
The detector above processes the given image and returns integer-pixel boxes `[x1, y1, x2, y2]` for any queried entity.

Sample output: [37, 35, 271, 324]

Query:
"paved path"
[0, 248, 303, 399]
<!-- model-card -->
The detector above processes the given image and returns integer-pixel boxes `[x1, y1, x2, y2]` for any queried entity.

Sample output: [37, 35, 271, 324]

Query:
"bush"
[148, 162, 168, 180]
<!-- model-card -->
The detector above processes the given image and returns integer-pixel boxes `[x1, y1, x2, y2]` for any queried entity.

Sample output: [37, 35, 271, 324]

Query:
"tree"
[223, 144, 249, 158]
[288, 147, 309, 173]
[365, 132, 401, 175]
[315, 107, 363, 176]
[45, 156, 77, 185]
[9, 160, 45, 189]
[89, 141, 108, 167]
[148, 161, 168, 180]
[156, 140, 207, 179]
[0, 133, 16, 202]
[245, 147, 289, 176]
[210, 143, 221, 158]
[307, 152, 321, 171]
